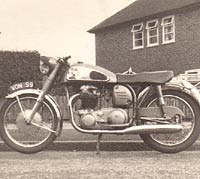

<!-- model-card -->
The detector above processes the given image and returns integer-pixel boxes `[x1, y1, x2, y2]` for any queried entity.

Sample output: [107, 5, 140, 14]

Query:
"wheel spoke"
[16, 95, 27, 120]
[30, 121, 56, 133]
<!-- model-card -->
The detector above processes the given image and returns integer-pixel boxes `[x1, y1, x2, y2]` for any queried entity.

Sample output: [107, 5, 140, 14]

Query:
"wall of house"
[95, 6, 200, 75]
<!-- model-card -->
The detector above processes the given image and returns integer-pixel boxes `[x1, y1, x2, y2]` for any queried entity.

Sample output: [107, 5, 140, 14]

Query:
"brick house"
[88, 0, 200, 75]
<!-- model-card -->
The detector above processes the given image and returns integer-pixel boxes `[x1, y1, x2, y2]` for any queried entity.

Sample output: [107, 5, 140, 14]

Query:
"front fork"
[26, 63, 61, 123]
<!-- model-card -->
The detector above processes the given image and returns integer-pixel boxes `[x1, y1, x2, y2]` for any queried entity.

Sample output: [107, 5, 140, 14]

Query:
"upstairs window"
[146, 19, 159, 47]
[131, 23, 144, 49]
[161, 15, 175, 44]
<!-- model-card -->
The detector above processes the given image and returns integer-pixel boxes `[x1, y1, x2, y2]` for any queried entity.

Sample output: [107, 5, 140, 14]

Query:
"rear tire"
[140, 90, 200, 153]
[0, 94, 58, 154]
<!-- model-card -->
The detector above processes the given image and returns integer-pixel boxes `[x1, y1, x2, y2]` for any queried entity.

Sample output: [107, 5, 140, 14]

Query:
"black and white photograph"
[0, 0, 200, 178]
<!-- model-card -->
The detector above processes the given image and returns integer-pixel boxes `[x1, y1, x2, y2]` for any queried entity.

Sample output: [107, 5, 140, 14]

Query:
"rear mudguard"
[5, 89, 63, 137]
[138, 77, 200, 106]
[165, 77, 200, 104]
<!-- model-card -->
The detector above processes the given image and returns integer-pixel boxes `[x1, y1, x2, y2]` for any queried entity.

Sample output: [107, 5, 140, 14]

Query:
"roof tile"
[88, 0, 200, 33]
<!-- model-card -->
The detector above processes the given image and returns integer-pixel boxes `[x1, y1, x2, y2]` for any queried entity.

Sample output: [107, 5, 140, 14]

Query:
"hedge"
[0, 51, 42, 96]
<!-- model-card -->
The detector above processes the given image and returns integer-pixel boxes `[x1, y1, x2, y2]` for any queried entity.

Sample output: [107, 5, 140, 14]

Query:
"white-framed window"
[146, 19, 159, 47]
[161, 15, 175, 44]
[131, 23, 144, 49]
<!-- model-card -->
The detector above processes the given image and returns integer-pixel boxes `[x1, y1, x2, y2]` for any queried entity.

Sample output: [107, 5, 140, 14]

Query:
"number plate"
[9, 82, 34, 92]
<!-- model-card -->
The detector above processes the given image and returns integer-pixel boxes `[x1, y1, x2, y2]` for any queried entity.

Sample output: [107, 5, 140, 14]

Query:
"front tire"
[0, 94, 58, 154]
[140, 90, 200, 153]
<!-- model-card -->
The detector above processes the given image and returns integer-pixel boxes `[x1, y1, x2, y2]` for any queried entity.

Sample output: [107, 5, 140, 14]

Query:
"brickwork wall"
[95, 6, 200, 75]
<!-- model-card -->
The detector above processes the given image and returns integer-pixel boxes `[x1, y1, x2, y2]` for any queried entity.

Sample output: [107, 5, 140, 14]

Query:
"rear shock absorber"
[156, 85, 167, 118]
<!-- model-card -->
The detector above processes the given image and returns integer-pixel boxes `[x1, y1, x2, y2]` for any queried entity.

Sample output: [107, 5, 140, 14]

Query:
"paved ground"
[0, 151, 200, 179]
[1, 121, 200, 152]
[1, 122, 200, 179]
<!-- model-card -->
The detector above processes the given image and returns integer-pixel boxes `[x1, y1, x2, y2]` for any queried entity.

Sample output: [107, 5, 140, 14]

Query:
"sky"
[0, 0, 135, 64]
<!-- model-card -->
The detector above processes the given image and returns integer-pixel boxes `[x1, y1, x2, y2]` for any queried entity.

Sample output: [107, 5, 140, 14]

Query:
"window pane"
[163, 17, 172, 24]
[165, 33, 174, 41]
[146, 20, 158, 29]
[164, 26, 173, 33]
[132, 24, 143, 32]
[134, 25, 141, 31]
[148, 21, 156, 27]
[135, 32, 142, 39]
[135, 40, 143, 47]
[149, 29, 157, 36]
[150, 37, 158, 44]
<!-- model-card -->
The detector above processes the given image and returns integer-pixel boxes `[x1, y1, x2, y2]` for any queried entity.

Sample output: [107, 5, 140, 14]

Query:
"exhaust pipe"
[123, 124, 182, 134]
[71, 114, 182, 134]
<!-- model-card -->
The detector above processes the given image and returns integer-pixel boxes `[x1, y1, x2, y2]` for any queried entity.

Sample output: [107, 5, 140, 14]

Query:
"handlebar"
[58, 56, 71, 64]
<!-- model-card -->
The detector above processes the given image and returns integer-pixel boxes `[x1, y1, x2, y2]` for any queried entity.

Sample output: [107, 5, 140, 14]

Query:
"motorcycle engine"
[75, 85, 133, 129]
[78, 108, 128, 129]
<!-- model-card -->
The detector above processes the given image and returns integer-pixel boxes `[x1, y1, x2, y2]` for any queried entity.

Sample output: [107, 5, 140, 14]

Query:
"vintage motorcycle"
[1, 56, 200, 154]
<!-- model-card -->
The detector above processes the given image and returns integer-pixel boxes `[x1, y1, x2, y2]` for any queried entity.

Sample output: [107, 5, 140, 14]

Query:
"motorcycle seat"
[117, 71, 174, 84]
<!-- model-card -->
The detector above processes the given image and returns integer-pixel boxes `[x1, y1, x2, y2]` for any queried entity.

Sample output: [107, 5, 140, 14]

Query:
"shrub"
[0, 51, 42, 96]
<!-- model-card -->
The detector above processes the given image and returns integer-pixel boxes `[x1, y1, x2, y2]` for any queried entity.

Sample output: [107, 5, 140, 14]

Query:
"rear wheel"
[140, 90, 200, 153]
[0, 94, 58, 153]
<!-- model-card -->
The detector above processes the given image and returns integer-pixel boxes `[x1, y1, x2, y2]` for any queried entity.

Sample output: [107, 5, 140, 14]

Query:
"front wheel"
[0, 94, 58, 153]
[140, 90, 200, 153]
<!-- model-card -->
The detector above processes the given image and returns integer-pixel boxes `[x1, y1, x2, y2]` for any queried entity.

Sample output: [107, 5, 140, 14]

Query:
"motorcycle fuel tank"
[63, 63, 117, 83]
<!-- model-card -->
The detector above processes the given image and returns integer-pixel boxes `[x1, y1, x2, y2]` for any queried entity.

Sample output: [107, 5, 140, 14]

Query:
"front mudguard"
[5, 89, 63, 137]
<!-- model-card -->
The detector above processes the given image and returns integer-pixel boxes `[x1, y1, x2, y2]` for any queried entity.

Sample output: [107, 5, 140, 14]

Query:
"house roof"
[88, 0, 200, 33]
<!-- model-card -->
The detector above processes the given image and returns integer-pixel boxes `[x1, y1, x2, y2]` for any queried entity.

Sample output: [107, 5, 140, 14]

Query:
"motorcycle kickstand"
[96, 134, 102, 155]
